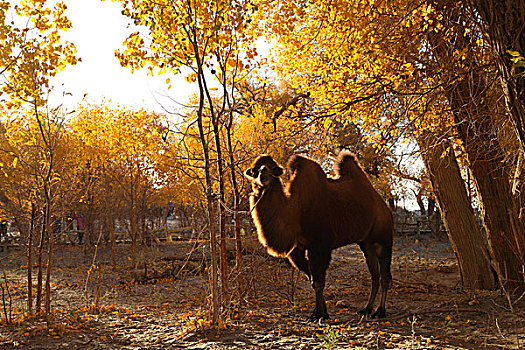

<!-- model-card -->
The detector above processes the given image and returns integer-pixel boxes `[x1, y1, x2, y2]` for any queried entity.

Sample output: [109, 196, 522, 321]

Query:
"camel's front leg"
[287, 246, 311, 280]
[307, 248, 331, 321]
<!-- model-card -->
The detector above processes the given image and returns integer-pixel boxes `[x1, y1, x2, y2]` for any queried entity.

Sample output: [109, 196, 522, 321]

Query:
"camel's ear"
[272, 166, 284, 177]
[244, 168, 255, 180]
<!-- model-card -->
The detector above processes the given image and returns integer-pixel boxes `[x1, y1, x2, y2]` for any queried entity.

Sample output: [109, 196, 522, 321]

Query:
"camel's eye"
[244, 168, 256, 179]
[249, 166, 266, 178]
[258, 165, 270, 176]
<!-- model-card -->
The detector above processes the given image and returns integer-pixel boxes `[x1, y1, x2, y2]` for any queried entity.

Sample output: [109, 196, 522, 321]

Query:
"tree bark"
[192, 31, 219, 322]
[197, 122, 219, 323]
[226, 113, 244, 300]
[129, 172, 137, 268]
[44, 190, 53, 317]
[27, 203, 35, 315]
[449, 79, 524, 291]
[470, 0, 525, 153]
[429, 1, 524, 291]
[35, 208, 46, 314]
[108, 215, 116, 269]
[418, 132, 496, 289]
[212, 118, 228, 304]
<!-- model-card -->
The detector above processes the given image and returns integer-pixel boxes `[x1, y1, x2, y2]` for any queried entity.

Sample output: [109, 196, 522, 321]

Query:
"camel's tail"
[334, 151, 364, 177]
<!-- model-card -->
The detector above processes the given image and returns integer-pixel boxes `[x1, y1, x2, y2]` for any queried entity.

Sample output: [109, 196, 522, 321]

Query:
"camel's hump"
[287, 152, 363, 178]
[334, 151, 362, 177]
[287, 154, 320, 172]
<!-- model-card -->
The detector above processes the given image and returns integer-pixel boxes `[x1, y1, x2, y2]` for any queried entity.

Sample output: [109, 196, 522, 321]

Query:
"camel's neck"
[250, 184, 298, 258]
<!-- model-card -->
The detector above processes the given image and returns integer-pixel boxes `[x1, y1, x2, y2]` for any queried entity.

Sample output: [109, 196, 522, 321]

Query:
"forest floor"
[0, 233, 523, 349]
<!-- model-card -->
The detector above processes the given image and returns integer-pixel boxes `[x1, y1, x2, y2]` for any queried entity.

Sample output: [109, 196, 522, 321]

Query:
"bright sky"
[51, 0, 190, 113]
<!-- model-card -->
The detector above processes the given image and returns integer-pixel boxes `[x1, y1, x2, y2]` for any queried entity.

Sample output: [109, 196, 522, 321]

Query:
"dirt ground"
[0, 233, 523, 349]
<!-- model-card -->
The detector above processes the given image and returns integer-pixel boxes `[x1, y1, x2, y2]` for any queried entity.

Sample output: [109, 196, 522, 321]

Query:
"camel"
[244, 151, 393, 320]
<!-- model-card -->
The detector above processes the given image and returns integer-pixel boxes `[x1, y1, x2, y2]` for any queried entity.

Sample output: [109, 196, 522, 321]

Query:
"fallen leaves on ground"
[0, 236, 523, 349]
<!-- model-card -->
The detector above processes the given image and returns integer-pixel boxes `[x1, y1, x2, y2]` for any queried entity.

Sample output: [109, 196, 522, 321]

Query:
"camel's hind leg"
[357, 240, 380, 316]
[374, 240, 392, 318]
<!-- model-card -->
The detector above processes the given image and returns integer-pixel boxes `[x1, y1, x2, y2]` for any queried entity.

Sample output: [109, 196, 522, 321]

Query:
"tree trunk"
[226, 116, 244, 300]
[415, 188, 426, 216]
[44, 191, 53, 317]
[194, 55, 219, 324]
[468, 156, 524, 291]
[109, 215, 116, 269]
[129, 174, 137, 268]
[427, 198, 436, 217]
[140, 204, 147, 246]
[212, 119, 228, 304]
[450, 99, 524, 291]
[470, 0, 525, 153]
[429, 1, 524, 291]
[35, 208, 46, 314]
[418, 132, 496, 289]
[27, 203, 35, 315]
[445, 52, 524, 293]
[198, 132, 219, 323]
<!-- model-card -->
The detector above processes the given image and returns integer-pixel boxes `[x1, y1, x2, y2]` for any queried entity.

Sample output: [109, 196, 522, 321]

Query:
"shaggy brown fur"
[244, 151, 393, 320]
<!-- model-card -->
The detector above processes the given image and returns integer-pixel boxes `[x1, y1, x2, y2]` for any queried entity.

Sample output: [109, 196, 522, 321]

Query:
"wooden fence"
[394, 211, 445, 236]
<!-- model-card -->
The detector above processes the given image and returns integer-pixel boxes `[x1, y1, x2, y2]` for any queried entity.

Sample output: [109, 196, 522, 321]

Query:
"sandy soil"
[0, 234, 523, 349]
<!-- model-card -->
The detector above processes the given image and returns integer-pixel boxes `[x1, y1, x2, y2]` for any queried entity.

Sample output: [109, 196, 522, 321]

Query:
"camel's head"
[244, 155, 284, 189]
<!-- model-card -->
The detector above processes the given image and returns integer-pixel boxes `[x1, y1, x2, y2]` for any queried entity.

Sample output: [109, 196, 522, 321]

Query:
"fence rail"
[394, 212, 445, 236]
[0, 210, 447, 251]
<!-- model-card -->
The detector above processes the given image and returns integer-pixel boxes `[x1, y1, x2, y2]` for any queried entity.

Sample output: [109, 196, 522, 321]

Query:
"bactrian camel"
[244, 151, 393, 320]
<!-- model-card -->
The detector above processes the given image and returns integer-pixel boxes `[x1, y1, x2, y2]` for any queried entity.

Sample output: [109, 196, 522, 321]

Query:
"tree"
[71, 103, 169, 267]
[0, 105, 75, 317]
[469, 0, 525, 153]
[0, 0, 77, 105]
[0, 0, 77, 318]
[418, 130, 496, 289]
[116, 0, 260, 322]
[421, 0, 524, 291]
